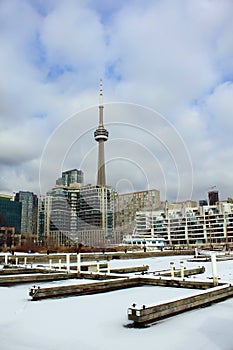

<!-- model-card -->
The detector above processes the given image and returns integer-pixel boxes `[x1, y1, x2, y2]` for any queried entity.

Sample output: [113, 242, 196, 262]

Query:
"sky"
[0, 0, 233, 202]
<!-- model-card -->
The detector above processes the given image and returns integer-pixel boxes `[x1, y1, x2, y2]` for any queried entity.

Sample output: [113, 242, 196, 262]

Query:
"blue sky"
[0, 0, 233, 202]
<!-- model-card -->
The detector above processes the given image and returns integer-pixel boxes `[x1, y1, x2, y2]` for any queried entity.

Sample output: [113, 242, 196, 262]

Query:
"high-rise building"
[56, 169, 84, 187]
[0, 194, 22, 248]
[15, 191, 38, 235]
[40, 186, 71, 247]
[37, 195, 54, 246]
[94, 79, 109, 186]
[62, 169, 84, 186]
[0, 194, 22, 234]
[38, 182, 116, 247]
[76, 184, 115, 246]
[208, 190, 219, 206]
[115, 189, 161, 233]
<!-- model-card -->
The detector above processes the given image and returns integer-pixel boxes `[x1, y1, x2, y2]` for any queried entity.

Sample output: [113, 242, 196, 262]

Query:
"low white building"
[135, 201, 233, 247]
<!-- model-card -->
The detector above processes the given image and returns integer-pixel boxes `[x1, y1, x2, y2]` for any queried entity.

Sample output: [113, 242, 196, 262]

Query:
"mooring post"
[96, 260, 100, 274]
[211, 252, 218, 286]
[24, 257, 27, 267]
[107, 258, 111, 274]
[66, 254, 70, 273]
[49, 259, 52, 270]
[4, 253, 8, 265]
[180, 261, 185, 279]
[77, 253, 81, 273]
[195, 247, 198, 258]
[170, 262, 175, 280]
[58, 259, 62, 270]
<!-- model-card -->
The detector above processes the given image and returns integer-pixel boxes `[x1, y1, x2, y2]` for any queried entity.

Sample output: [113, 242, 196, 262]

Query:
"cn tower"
[94, 79, 109, 186]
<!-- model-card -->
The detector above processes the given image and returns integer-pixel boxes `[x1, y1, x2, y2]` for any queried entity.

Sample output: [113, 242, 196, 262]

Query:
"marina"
[1, 253, 233, 350]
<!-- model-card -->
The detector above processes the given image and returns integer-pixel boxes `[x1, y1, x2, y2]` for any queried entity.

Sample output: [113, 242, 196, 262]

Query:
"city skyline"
[0, 1, 233, 202]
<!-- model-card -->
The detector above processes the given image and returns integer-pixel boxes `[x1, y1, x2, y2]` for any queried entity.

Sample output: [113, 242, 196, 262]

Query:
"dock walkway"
[128, 283, 233, 326]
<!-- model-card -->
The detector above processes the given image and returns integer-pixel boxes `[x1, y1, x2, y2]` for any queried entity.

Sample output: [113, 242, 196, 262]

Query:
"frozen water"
[0, 255, 233, 350]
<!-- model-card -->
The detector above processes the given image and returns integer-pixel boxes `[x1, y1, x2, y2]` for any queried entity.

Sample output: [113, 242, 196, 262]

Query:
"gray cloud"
[0, 0, 233, 203]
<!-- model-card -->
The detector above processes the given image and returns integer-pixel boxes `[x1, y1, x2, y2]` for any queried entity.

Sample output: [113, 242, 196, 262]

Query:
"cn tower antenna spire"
[99, 78, 103, 106]
[99, 78, 104, 126]
[94, 79, 109, 186]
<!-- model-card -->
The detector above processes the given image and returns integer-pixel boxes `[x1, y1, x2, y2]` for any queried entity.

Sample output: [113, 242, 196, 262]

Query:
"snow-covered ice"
[0, 255, 233, 350]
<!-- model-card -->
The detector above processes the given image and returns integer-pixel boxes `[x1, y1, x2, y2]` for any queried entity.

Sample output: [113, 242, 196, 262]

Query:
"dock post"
[58, 259, 62, 270]
[4, 254, 8, 265]
[195, 247, 198, 258]
[66, 254, 70, 273]
[180, 261, 185, 279]
[77, 253, 81, 273]
[96, 261, 100, 274]
[107, 259, 110, 274]
[170, 262, 175, 280]
[49, 259, 52, 270]
[211, 253, 218, 286]
[24, 257, 27, 267]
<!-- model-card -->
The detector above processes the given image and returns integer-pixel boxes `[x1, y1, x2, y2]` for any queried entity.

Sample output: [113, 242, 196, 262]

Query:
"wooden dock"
[138, 275, 219, 290]
[0, 267, 61, 275]
[29, 272, 217, 301]
[29, 277, 141, 300]
[0, 264, 150, 286]
[0, 272, 77, 286]
[69, 264, 149, 274]
[154, 266, 205, 277]
[0, 250, 194, 265]
[101, 265, 149, 274]
[127, 283, 233, 327]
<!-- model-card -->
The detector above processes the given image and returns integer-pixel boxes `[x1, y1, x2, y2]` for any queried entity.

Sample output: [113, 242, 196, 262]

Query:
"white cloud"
[0, 0, 233, 202]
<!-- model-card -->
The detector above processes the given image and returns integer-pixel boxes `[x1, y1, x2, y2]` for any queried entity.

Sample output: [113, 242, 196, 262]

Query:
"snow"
[0, 255, 233, 350]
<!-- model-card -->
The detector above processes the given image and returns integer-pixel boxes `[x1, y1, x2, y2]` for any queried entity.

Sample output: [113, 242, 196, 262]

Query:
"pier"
[2, 251, 232, 325]
[0, 272, 78, 286]
[0, 250, 194, 265]
[28, 273, 216, 301]
[153, 266, 205, 277]
[29, 277, 141, 300]
[127, 283, 233, 327]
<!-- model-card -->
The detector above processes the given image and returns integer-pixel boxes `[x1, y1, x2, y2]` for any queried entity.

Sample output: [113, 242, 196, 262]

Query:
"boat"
[122, 235, 167, 251]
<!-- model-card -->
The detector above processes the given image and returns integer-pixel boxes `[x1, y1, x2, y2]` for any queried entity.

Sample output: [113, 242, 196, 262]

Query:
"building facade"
[0, 194, 22, 234]
[38, 187, 70, 247]
[115, 189, 161, 234]
[56, 169, 84, 187]
[0, 226, 20, 249]
[37, 183, 116, 247]
[15, 191, 38, 235]
[0, 194, 22, 248]
[135, 201, 233, 247]
[76, 185, 116, 246]
[208, 190, 219, 206]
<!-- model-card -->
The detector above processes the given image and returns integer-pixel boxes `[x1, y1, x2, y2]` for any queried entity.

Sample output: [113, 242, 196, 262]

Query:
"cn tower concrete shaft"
[94, 80, 108, 186]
